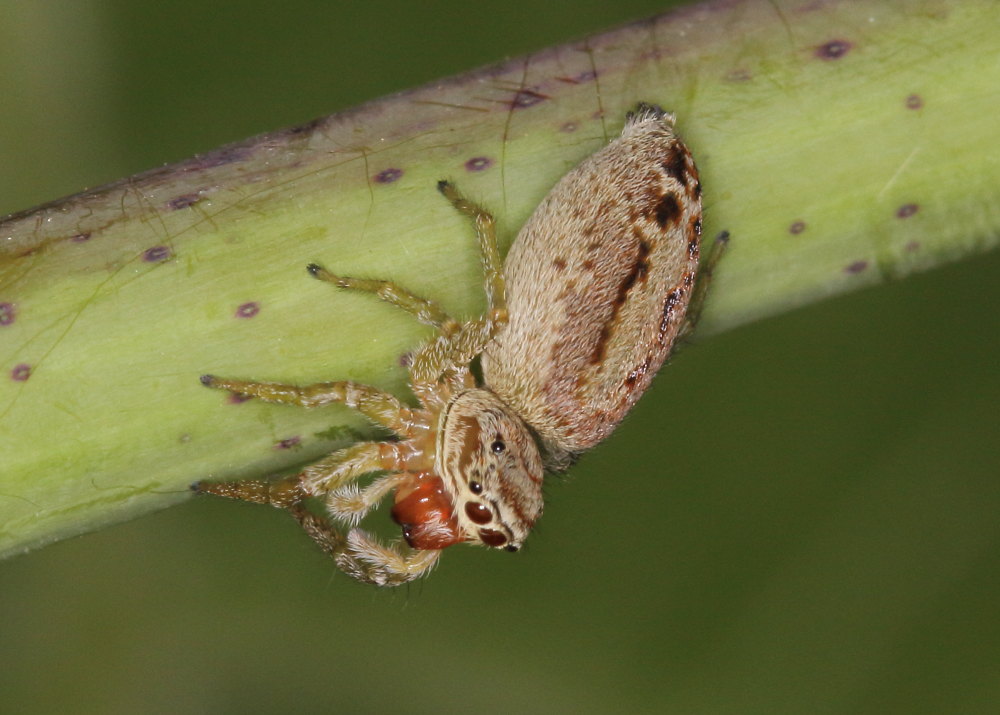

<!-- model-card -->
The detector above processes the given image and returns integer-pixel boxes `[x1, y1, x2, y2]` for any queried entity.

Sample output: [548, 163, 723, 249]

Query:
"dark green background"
[1, 2, 998, 712]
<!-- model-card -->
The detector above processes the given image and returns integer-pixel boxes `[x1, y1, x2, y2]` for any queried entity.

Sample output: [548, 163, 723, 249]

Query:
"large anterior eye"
[478, 528, 508, 547]
[464, 501, 492, 524]
[490, 437, 506, 454]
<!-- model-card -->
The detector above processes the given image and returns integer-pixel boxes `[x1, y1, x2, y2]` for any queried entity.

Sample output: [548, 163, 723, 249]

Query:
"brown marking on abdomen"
[658, 286, 685, 345]
[687, 234, 700, 260]
[590, 324, 613, 366]
[623, 355, 652, 388]
[589, 240, 652, 365]
[662, 147, 688, 185]
[690, 214, 702, 238]
[653, 193, 682, 229]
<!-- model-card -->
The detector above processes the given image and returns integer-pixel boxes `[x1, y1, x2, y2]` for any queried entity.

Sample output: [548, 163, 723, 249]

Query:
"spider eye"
[464, 501, 492, 524]
[505, 544, 519, 553]
[469, 481, 483, 494]
[478, 528, 508, 548]
[490, 437, 506, 454]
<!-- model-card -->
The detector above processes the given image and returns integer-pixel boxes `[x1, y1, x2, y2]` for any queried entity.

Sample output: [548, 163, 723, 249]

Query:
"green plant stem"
[1, 0, 997, 557]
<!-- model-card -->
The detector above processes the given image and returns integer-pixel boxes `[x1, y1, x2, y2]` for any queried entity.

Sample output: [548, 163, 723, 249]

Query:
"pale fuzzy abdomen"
[482, 110, 702, 458]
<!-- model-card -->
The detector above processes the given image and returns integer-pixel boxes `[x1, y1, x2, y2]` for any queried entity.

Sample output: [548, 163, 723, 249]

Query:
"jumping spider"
[196, 105, 721, 587]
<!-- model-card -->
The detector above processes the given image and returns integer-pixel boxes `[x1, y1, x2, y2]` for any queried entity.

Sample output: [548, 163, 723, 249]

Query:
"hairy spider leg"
[679, 230, 729, 341]
[291, 505, 442, 587]
[306, 263, 461, 336]
[198, 376, 430, 438]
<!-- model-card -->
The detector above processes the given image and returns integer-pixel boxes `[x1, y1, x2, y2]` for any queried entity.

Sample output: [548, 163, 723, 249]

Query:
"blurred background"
[1, 1, 998, 713]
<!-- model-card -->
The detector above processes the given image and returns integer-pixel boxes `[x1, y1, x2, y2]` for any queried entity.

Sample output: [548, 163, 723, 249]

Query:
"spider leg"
[307, 181, 505, 331]
[402, 182, 512, 387]
[194, 441, 397, 506]
[200, 375, 428, 438]
[325, 472, 409, 526]
[291, 506, 441, 587]
[306, 263, 460, 336]
[408, 315, 506, 386]
[196, 438, 440, 587]
[679, 230, 729, 341]
[191, 473, 305, 508]
[437, 180, 506, 318]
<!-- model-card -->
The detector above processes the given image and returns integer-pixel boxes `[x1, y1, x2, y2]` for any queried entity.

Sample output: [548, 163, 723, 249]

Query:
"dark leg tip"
[715, 230, 731, 245]
[306, 263, 322, 277]
[199, 374, 215, 386]
[189, 481, 203, 492]
[436, 179, 452, 194]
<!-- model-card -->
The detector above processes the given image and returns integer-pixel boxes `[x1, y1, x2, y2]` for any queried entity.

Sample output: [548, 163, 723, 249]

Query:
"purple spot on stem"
[275, 436, 301, 450]
[0, 303, 15, 326]
[71, 232, 92, 243]
[11, 363, 31, 382]
[845, 260, 868, 274]
[896, 203, 919, 218]
[905, 240, 921, 252]
[464, 156, 493, 172]
[228, 393, 252, 404]
[789, 220, 807, 235]
[399, 352, 413, 368]
[816, 39, 852, 60]
[726, 68, 752, 82]
[168, 194, 200, 210]
[374, 168, 403, 184]
[560, 121, 578, 133]
[511, 89, 547, 109]
[905, 94, 923, 110]
[235, 302, 260, 319]
[144, 246, 171, 262]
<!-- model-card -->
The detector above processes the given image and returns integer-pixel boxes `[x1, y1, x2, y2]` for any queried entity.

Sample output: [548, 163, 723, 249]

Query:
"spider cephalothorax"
[434, 388, 544, 551]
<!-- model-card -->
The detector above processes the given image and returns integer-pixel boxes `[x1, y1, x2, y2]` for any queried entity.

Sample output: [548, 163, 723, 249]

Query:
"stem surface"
[1, 0, 997, 556]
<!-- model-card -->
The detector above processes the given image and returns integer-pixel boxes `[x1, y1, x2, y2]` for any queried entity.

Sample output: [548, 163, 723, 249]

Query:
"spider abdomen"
[482, 105, 702, 458]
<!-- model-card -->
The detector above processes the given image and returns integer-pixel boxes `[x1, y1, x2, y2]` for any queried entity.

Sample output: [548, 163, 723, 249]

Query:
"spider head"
[437, 388, 544, 552]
